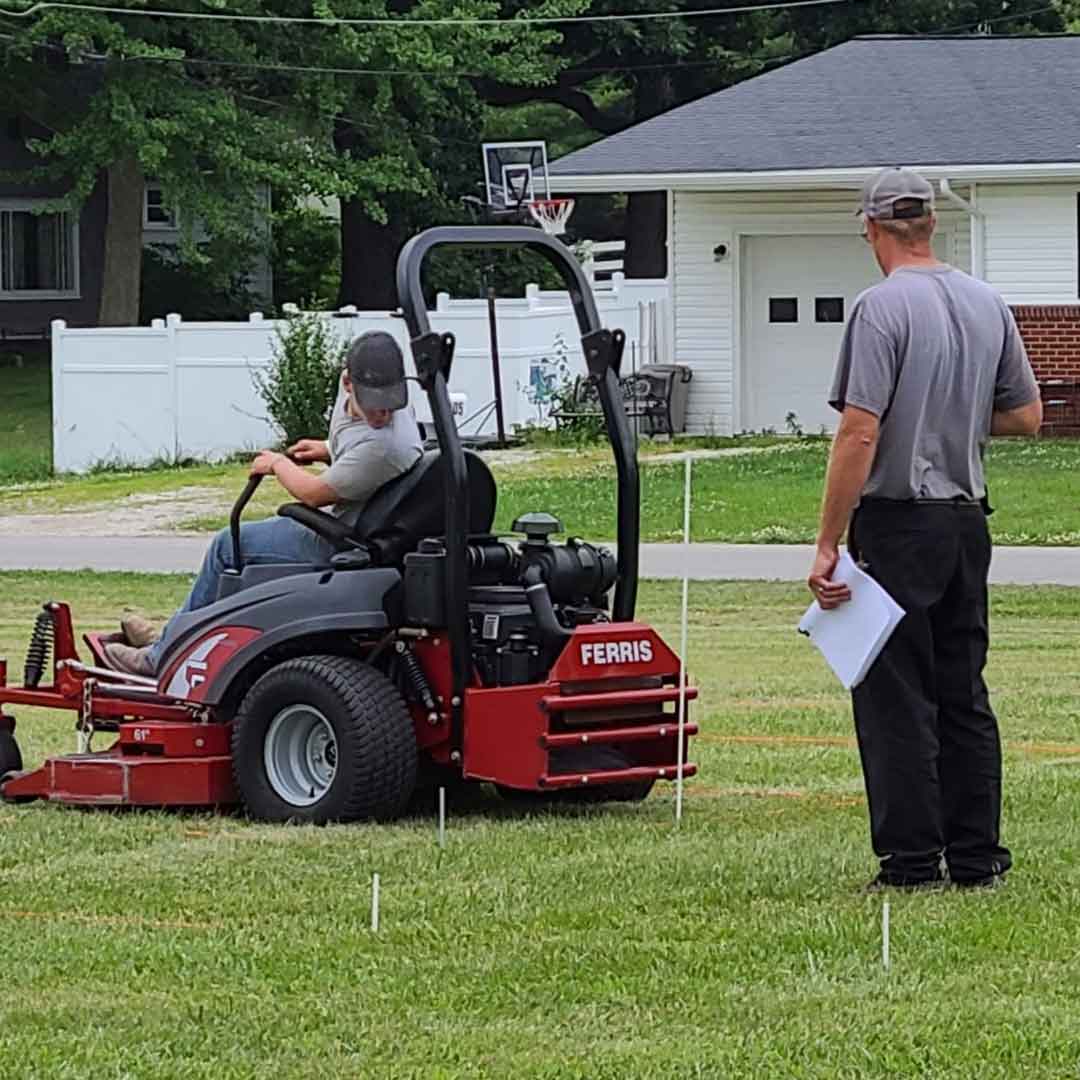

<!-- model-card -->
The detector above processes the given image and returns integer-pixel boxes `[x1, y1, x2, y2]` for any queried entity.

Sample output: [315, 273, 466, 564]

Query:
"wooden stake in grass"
[371, 873, 381, 933]
[882, 900, 890, 970]
[675, 456, 692, 827]
[438, 786, 446, 849]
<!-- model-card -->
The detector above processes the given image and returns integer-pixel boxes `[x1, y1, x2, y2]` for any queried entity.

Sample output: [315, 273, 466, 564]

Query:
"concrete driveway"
[1, 536, 1079, 585]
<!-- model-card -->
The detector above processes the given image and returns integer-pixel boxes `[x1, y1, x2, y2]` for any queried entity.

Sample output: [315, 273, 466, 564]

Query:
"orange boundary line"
[0, 910, 224, 931]
[699, 733, 1080, 756]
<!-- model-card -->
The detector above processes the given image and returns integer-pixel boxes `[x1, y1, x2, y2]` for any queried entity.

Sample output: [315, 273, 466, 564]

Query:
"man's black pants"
[850, 501, 1012, 884]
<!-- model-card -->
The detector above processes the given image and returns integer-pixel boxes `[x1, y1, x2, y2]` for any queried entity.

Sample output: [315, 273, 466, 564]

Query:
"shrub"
[254, 311, 348, 446]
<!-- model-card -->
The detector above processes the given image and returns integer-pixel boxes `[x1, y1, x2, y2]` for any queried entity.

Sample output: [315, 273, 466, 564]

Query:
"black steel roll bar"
[395, 226, 640, 737]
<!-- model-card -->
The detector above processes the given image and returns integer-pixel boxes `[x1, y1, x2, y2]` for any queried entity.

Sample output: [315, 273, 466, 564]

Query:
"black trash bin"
[623, 364, 693, 437]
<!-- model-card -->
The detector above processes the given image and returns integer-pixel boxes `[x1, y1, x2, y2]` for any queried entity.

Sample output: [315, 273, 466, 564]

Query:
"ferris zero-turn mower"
[0, 227, 698, 823]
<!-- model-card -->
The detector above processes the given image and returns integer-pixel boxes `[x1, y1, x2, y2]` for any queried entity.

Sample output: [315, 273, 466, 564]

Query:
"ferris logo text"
[580, 639, 654, 666]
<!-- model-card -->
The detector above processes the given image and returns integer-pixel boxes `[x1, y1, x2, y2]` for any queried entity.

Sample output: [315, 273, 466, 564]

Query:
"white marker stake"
[675, 456, 692, 826]
[882, 900, 890, 970]
[438, 786, 447, 849]
[371, 873, 381, 933]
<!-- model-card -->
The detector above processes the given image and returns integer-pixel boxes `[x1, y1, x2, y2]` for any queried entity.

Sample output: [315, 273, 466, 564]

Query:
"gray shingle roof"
[550, 36, 1080, 176]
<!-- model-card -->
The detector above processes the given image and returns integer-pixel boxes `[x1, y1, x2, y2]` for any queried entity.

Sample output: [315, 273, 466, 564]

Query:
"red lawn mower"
[0, 227, 697, 823]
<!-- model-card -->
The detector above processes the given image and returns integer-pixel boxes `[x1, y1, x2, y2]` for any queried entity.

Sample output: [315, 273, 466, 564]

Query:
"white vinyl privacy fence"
[51, 276, 670, 473]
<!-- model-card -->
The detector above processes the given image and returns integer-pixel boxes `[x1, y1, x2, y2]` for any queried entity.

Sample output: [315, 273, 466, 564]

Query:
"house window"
[769, 297, 798, 323]
[144, 185, 176, 228]
[0, 205, 79, 298]
[815, 297, 845, 323]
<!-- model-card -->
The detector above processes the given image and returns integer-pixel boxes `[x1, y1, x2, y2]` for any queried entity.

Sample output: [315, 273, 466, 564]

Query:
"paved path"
[2, 536, 1080, 585]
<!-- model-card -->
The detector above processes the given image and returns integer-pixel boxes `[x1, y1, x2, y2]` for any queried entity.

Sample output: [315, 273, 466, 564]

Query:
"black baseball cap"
[346, 331, 408, 411]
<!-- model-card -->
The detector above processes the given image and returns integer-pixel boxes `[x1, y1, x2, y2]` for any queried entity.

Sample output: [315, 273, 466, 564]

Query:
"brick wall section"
[1011, 305, 1080, 435]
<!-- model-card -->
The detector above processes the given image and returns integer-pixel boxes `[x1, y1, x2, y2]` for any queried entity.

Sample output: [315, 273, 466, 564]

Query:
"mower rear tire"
[570, 779, 655, 803]
[497, 747, 655, 806]
[497, 780, 654, 806]
[231, 655, 417, 824]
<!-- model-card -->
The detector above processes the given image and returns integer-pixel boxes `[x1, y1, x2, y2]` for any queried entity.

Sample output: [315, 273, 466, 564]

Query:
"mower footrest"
[540, 763, 697, 789]
[541, 686, 698, 712]
[542, 721, 699, 749]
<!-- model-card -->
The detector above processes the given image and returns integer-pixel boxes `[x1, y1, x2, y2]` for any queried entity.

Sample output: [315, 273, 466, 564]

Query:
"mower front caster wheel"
[231, 655, 418, 824]
[0, 727, 31, 805]
[0, 728, 23, 777]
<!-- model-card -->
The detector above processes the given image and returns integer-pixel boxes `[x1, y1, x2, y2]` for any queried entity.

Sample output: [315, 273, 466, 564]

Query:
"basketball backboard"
[482, 141, 551, 212]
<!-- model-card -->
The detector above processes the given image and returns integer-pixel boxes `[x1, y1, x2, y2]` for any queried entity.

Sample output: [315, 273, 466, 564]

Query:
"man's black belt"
[860, 496, 989, 512]
[859, 498, 980, 507]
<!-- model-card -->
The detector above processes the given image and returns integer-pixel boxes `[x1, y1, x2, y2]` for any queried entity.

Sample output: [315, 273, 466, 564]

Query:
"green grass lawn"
[0, 349, 1076, 545]
[1, 572, 1078, 1077]
[5, 435, 1078, 547]
[0, 356, 51, 484]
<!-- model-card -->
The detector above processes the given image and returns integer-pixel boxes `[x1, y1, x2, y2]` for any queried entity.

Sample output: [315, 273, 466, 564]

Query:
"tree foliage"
[0, 0, 1070, 321]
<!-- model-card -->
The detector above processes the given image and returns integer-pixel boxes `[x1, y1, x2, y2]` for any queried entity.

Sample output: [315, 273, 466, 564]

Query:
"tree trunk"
[623, 71, 676, 280]
[337, 198, 407, 310]
[97, 155, 145, 326]
[624, 192, 668, 278]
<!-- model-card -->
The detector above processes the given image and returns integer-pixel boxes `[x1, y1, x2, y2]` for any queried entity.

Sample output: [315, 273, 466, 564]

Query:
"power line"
[120, 49, 802, 77]
[0, 0, 865, 28]
[0, 19, 830, 78]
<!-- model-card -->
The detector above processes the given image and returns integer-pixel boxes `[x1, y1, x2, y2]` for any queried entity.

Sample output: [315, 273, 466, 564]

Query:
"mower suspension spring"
[24, 605, 55, 689]
[395, 642, 437, 713]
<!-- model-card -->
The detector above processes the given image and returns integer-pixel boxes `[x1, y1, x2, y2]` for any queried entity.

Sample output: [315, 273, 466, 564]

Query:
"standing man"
[808, 167, 1042, 890]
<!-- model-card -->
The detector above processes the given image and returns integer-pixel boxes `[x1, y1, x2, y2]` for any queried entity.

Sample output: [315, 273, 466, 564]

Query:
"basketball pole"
[486, 285, 508, 446]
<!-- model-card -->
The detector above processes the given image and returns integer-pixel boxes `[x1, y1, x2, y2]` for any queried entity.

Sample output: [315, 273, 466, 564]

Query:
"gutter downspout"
[939, 178, 985, 280]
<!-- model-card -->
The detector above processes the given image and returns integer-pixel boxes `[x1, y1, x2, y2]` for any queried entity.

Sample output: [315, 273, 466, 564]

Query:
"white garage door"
[742, 234, 880, 434]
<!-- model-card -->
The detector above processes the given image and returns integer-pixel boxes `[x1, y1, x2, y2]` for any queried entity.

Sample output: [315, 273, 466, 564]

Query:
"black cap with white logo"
[346, 331, 409, 411]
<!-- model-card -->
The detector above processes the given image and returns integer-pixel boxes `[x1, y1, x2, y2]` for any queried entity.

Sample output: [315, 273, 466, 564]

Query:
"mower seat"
[278, 449, 497, 568]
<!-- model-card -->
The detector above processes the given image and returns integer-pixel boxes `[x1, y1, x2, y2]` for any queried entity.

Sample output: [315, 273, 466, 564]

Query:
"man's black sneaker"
[953, 873, 1006, 891]
[863, 873, 946, 894]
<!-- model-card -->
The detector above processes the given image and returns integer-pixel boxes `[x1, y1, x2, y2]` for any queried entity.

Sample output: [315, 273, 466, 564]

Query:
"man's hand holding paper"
[807, 543, 852, 609]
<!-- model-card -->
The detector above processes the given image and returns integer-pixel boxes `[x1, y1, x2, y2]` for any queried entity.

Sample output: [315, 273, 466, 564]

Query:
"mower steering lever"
[230, 474, 265, 574]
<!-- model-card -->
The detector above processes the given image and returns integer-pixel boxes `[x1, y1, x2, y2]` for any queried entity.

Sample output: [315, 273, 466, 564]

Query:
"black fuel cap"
[512, 512, 563, 546]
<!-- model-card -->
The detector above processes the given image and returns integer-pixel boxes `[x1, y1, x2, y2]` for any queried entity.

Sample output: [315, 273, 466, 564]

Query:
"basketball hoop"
[528, 198, 575, 236]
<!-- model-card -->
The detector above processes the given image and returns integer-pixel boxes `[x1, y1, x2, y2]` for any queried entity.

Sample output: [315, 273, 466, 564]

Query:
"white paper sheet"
[798, 552, 905, 690]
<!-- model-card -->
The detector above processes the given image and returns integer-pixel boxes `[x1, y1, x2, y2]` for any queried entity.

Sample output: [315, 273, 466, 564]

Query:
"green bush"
[254, 311, 348, 446]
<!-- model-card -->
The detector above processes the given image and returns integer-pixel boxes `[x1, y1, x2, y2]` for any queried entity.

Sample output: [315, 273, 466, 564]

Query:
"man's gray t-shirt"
[323, 382, 423, 520]
[829, 265, 1038, 501]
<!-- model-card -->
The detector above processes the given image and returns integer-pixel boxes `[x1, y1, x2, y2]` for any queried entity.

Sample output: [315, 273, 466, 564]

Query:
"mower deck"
[3, 724, 235, 807]
[0, 607, 696, 810]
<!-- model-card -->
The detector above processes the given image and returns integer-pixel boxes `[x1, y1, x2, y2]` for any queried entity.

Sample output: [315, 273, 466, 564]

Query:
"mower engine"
[403, 513, 616, 688]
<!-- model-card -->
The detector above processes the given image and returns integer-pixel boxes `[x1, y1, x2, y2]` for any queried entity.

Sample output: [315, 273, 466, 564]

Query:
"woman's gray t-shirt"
[323, 384, 423, 520]
[829, 265, 1039, 501]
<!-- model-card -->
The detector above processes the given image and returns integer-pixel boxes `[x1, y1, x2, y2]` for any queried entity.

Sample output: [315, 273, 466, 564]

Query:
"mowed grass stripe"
[0, 572, 1078, 1077]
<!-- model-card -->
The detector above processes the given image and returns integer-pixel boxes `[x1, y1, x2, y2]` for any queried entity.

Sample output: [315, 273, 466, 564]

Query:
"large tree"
[477, 0, 1066, 276]
[306, 0, 587, 309]
[0, 3, 351, 324]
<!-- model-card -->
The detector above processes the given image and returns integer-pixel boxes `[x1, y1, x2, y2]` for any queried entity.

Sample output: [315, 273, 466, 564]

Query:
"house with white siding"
[550, 35, 1080, 434]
